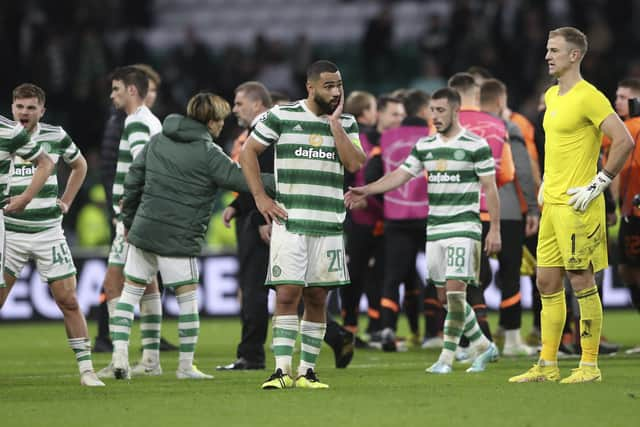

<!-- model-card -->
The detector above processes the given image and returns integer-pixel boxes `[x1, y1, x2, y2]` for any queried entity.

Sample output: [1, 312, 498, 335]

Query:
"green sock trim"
[443, 341, 457, 351]
[300, 351, 319, 364]
[444, 326, 463, 337]
[273, 328, 298, 339]
[273, 345, 294, 356]
[180, 344, 195, 352]
[179, 313, 199, 322]
[179, 328, 199, 337]
[141, 330, 160, 338]
[301, 334, 322, 347]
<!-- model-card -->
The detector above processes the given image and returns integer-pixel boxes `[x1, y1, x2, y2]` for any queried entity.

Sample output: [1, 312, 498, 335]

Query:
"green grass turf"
[1, 311, 639, 427]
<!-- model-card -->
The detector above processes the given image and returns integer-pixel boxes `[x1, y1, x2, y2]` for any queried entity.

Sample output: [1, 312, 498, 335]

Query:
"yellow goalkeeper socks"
[539, 289, 566, 363]
[576, 286, 602, 365]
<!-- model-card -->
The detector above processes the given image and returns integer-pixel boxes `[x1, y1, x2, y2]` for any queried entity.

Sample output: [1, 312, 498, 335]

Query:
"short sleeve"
[60, 133, 81, 164]
[13, 131, 42, 161]
[473, 140, 496, 176]
[400, 144, 425, 177]
[343, 117, 362, 151]
[251, 109, 281, 146]
[124, 120, 151, 159]
[584, 86, 615, 129]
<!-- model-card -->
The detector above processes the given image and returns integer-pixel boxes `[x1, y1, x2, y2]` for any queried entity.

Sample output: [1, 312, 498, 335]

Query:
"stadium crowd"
[0, 0, 639, 387]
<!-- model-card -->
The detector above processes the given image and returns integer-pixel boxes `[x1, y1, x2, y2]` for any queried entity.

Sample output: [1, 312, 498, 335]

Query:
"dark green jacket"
[122, 114, 275, 257]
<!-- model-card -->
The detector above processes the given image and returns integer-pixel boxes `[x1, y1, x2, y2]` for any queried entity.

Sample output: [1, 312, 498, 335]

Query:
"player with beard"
[346, 88, 501, 374]
[240, 60, 366, 389]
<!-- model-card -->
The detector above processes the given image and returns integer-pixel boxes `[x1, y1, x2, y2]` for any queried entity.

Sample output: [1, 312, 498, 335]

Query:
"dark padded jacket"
[122, 114, 275, 256]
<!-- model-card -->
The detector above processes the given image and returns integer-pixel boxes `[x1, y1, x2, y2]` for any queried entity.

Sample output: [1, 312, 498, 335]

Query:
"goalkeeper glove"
[566, 171, 612, 212]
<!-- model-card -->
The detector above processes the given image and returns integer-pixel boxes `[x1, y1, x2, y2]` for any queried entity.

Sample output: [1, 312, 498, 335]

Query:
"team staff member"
[218, 81, 273, 371]
[603, 78, 640, 354]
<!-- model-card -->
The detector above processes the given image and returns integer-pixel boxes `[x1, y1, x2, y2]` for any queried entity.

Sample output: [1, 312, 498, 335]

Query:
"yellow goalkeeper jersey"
[542, 79, 614, 205]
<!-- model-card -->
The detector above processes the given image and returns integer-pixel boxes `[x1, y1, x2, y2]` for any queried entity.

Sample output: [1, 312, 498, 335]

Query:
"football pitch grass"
[1, 311, 639, 427]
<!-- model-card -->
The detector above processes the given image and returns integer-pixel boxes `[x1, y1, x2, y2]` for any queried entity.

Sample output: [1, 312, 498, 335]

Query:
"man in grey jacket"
[479, 79, 539, 356]
[111, 92, 275, 380]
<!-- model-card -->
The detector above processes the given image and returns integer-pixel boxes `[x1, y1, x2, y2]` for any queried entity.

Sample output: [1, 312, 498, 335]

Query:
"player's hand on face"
[525, 214, 539, 237]
[255, 193, 287, 225]
[222, 206, 237, 228]
[484, 228, 502, 256]
[3, 194, 30, 214]
[258, 223, 272, 244]
[329, 92, 344, 122]
[57, 199, 69, 214]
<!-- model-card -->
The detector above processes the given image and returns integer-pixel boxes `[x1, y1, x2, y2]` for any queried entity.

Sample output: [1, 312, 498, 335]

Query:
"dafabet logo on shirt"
[428, 172, 461, 184]
[294, 146, 336, 160]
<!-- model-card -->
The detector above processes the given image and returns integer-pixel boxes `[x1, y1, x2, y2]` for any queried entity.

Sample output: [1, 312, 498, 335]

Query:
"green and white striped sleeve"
[400, 144, 424, 177]
[472, 140, 495, 176]
[124, 121, 151, 159]
[61, 133, 81, 163]
[14, 130, 42, 161]
[251, 110, 281, 146]
[343, 116, 362, 150]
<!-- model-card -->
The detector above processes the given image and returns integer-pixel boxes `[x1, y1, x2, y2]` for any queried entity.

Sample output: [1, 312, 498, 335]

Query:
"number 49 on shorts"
[52, 243, 71, 265]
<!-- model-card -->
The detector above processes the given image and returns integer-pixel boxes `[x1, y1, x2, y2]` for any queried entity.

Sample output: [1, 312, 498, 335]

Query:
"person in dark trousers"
[341, 90, 384, 345]
[217, 81, 273, 371]
[365, 90, 438, 351]
[479, 79, 539, 356]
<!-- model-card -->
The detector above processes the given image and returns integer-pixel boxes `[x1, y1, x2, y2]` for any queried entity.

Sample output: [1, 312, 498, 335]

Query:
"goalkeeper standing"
[509, 27, 634, 384]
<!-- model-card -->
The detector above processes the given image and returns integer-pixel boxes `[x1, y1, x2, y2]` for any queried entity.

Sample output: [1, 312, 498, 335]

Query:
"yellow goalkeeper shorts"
[537, 196, 607, 272]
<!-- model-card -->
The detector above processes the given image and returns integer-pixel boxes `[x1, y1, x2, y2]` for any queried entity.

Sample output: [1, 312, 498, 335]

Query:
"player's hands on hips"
[537, 181, 544, 206]
[3, 194, 30, 214]
[567, 171, 612, 212]
[484, 227, 501, 256]
[344, 186, 369, 209]
[222, 206, 237, 228]
[57, 199, 69, 214]
[255, 193, 287, 225]
[258, 223, 272, 244]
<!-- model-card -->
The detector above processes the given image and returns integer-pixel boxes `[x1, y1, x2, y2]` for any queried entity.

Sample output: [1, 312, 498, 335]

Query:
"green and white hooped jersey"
[401, 129, 495, 242]
[5, 123, 81, 233]
[112, 105, 161, 217]
[250, 100, 361, 236]
[0, 115, 41, 209]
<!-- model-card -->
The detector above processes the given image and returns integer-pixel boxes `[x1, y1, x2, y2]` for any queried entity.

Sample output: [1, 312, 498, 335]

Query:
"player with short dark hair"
[240, 60, 365, 389]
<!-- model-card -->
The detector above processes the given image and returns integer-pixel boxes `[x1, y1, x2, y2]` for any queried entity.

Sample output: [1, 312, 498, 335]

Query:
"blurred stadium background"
[0, 0, 638, 319]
